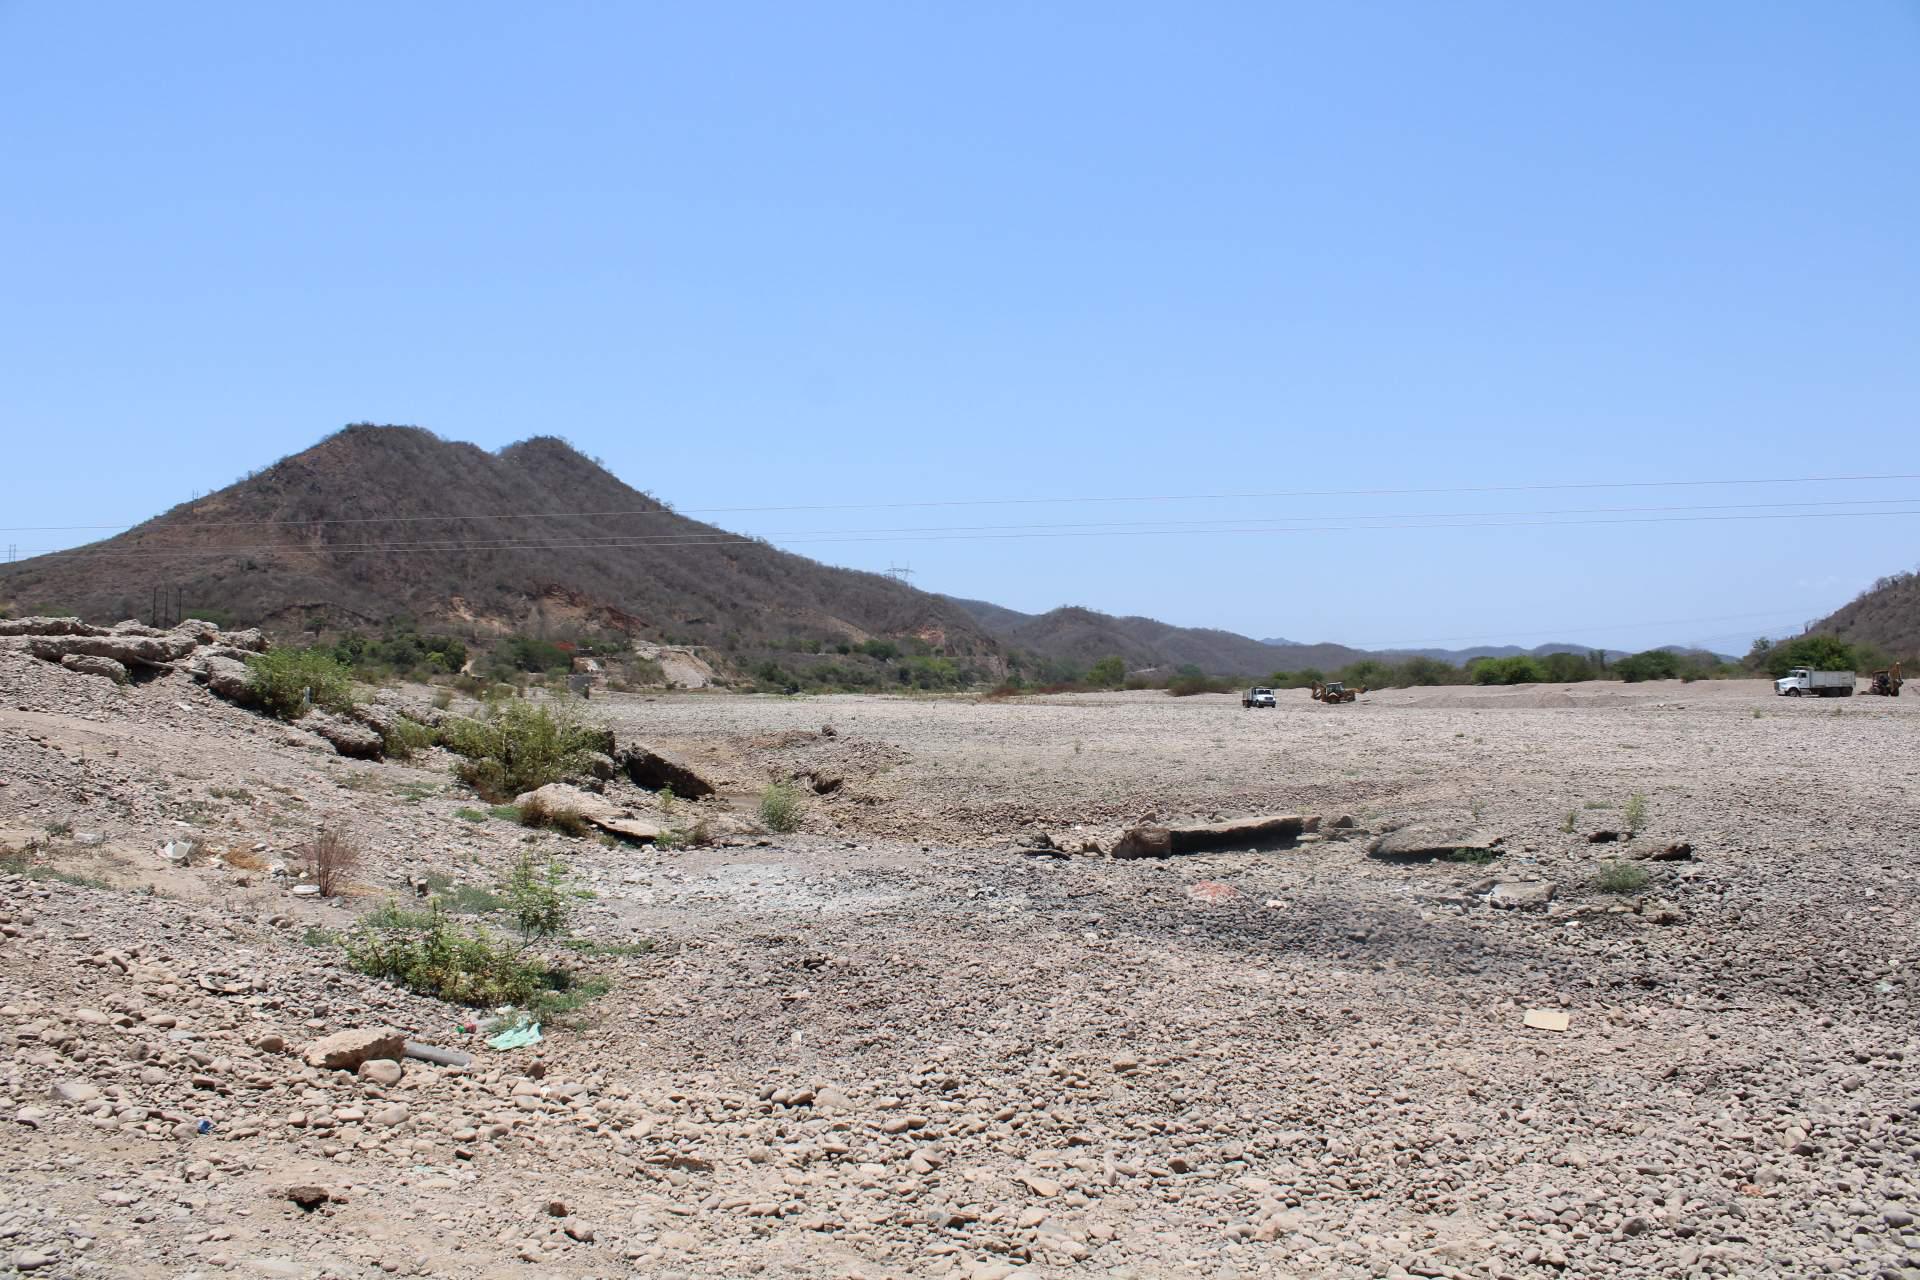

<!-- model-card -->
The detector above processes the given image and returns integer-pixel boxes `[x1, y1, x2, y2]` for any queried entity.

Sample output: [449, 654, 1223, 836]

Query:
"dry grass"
[221, 845, 268, 871]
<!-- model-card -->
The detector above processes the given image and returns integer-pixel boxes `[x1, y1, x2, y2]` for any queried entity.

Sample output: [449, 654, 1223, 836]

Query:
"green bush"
[1085, 656, 1126, 688]
[759, 781, 802, 833]
[1470, 655, 1548, 686]
[440, 699, 603, 802]
[1759, 633, 1862, 680]
[344, 901, 549, 1007]
[1596, 861, 1649, 894]
[379, 715, 436, 761]
[327, 627, 469, 680]
[1613, 649, 1683, 683]
[1338, 659, 1396, 689]
[505, 853, 574, 941]
[245, 648, 357, 721]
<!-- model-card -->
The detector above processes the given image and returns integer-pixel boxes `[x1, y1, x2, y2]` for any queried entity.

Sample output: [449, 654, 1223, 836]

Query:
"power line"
[6, 470, 1920, 533]
[20, 503, 1920, 561]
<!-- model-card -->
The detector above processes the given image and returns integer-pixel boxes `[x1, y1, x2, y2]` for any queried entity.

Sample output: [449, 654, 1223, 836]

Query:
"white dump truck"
[1241, 687, 1277, 709]
[1774, 667, 1855, 697]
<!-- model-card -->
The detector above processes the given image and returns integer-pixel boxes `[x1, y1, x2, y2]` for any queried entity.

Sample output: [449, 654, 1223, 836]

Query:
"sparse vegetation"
[0, 846, 109, 889]
[344, 901, 551, 1006]
[759, 781, 802, 833]
[454, 806, 489, 823]
[245, 648, 357, 720]
[1596, 861, 1649, 894]
[440, 698, 604, 801]
[1560, 809, 1576, 833]
[1085, 655, 1126, 688]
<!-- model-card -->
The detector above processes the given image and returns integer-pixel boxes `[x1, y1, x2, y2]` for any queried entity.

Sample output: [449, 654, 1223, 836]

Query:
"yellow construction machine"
[1868, 662, 1903, 697]
[1309, 680, 1362, 704]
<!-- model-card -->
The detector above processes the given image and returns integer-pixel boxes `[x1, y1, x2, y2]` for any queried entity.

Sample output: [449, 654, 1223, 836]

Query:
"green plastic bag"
[485, 1022, 542, 1051]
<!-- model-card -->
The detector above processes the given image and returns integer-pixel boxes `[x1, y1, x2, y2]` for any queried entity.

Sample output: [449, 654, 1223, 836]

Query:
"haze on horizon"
[3, 4, 1916, 654]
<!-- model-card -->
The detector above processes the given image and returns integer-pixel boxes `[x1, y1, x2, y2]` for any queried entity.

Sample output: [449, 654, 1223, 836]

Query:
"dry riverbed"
[2, 653, 1916, 1278]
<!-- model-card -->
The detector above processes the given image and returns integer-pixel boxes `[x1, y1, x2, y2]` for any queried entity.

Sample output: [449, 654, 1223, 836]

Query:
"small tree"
[1085, 656, 1126, 688]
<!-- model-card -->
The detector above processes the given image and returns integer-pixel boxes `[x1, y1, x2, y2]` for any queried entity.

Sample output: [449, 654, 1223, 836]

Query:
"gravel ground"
[2, 653, 1917, 1279]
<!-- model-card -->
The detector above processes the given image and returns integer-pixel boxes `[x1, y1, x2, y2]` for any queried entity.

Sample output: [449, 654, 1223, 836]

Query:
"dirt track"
[3, 657, 1918, 1278]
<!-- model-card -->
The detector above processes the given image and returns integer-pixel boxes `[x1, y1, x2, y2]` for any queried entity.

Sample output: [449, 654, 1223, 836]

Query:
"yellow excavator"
[1868, 662, 1903, 697]
[1309, 680, 1362, 704]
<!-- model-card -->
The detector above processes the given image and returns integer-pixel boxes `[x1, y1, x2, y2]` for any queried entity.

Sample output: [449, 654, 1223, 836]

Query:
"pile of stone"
[3, 615, 267, 687]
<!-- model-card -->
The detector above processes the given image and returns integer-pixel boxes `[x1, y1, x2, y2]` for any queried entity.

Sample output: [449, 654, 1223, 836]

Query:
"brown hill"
[943, 598, 1368, 676]
[1810, 569, 1920, 659]
[0, 425, 998, 659]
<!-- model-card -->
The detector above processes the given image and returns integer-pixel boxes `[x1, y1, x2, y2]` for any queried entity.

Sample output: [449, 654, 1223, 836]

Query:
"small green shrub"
[1624, 793, 1648, 834]
[440, 699, 603, 801]
[487, 804, 522, 822]
[1560, 809, 1576, 834]
[1085, 655, 1126, 688]
[1596, 861, 1649, 894]
[454, 806, 489, 823]
[759, 781, 802, 833]
[1439, 847, 1500, 865]
[504, 853, 573, 941]
[245, 648, 357, 721]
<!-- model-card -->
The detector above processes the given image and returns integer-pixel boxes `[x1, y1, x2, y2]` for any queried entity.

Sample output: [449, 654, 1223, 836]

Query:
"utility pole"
[885, 564, 914, 586]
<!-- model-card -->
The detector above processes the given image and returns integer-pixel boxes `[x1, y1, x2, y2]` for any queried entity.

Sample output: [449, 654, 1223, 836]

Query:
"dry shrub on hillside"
[303, 827, 361, 897]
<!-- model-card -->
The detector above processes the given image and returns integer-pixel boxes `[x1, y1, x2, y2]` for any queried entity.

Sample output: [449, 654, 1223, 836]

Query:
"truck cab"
[1242, 686, 1276, 709]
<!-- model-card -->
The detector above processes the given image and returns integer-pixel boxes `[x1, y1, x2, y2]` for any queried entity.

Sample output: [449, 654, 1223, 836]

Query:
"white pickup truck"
[1775, 667, 1854, 697]
[1241, 687, 1277, 709]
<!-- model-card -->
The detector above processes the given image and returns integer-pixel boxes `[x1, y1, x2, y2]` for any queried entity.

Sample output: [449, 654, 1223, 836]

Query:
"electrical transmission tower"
[885, 564, 914, 585]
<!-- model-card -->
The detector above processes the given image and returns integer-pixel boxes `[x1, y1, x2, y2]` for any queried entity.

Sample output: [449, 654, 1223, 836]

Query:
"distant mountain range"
[0, 423, 1749, 678]
[948, 600, 1733, 673]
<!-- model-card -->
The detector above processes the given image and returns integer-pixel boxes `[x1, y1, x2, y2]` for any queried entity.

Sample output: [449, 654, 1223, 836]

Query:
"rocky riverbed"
[2, 647, 1916, 1278]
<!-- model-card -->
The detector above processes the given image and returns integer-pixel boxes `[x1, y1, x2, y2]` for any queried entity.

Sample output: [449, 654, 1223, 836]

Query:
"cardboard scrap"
[1523, 1008, 1571, 1032]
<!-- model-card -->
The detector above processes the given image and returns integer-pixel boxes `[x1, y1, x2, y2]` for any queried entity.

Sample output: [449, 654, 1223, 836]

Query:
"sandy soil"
[2, 655, 1917, 1279]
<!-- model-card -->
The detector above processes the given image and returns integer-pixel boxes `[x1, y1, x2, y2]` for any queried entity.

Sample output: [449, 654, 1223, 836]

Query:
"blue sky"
[3, 3, 1916, 653]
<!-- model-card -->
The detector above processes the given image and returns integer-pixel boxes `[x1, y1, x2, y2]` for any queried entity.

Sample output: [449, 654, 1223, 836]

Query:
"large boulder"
[58, 654, 129, 684]
[513, 783, 663, 844]
[196, 654, 255, 702]
[303, 1027, 406, 1071]
[617, 745, 715, 799]
[221, 627, 270, 653]
[302, 711, 385, 759]
[514, 783, 620, 826]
